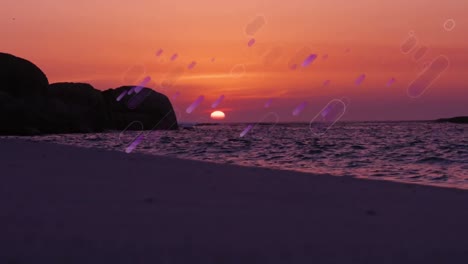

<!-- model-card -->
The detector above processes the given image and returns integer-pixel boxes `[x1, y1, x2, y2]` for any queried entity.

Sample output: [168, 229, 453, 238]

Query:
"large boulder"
[0, 53, 52, 135]
[0, 91, 40, 135]
[102, 86, 178, 130]
[47, 82, 109, 132]
[0, 52, 178, 135]
[0, 52, 48, 98]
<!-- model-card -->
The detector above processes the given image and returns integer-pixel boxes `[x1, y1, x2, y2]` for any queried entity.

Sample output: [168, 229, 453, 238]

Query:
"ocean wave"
[18, 122, 468, 189]
[416, 157, 454, 164]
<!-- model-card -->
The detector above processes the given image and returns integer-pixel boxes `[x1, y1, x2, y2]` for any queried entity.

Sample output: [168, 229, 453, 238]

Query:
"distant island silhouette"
[0, 52, 466, 135]
[0, 52, 178, 135]
[435, 116, 468, 124]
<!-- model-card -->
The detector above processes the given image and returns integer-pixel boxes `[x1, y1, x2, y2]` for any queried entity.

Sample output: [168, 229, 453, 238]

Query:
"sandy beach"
[1, 138, 468, 263]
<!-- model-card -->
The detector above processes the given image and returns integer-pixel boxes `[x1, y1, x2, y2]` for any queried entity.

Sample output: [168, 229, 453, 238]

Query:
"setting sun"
[210, 110, 225, 120]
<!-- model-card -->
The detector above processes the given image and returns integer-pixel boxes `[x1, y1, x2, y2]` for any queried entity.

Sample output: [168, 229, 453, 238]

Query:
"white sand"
[1, 138, 468, 263]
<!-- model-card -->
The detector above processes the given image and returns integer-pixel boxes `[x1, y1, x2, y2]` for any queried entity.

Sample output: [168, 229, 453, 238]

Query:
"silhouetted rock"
[0, 52, 48, 98]
[0, 53, 52, 135]
[435, 116, 468, 124]
[0, 53, 178, 135]
[102, 86, 178, 130]
[48, 82, 109, 132]
[0, 91, 37, 135]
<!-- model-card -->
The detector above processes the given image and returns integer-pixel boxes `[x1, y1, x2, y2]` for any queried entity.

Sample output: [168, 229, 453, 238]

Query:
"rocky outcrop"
[435, 116, 468, 124]
[0, 53, 52, 135]
[0, 52, 178, 135]
[102, 86, 178, 130]
[48, 82, 109, 132]
[0, 52, 49, 98]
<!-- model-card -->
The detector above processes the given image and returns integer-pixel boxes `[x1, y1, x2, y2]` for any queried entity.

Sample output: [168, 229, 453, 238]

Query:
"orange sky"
[1, 0, 467, 122]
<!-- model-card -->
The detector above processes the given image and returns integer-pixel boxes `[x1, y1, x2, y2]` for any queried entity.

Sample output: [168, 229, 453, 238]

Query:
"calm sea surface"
[10, 121, 468, 189]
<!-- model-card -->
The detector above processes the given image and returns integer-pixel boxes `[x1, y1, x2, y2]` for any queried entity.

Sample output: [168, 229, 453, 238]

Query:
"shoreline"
[1, 138, 468, 263]
[4, 135, 467, 191]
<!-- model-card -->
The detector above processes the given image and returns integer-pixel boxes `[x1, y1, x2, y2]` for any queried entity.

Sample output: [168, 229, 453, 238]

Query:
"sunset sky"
[2, 0, 467, 122]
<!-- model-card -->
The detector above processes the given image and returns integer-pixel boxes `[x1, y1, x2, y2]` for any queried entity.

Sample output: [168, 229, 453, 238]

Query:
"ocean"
[12, 121, 468, 189]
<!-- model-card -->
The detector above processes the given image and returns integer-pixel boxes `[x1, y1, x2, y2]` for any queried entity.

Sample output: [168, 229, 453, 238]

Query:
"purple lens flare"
[302, 54, 318, 67]
[323, 80, 331, 87]
[127, 76, 151, 109]
[172, 91, 180, 100]
[127, 87, 136, 95]
[245, 15, 266, 36]
[407, 55, 450, 98]
[240, 124, 253, 137]
[122, 110, 179, 153]
[355, 74, 366, 86]
[125, 134, 145, 154]
[309, 99, 347, 136]
[345, 48, 351, 53]
[127, 88, 152, 109]
[264, 98, 272, 108]
[188, 61, 197, 70]
[322, 54, 329, 60]
[401, 32, 418, 54]
[386, 77, 396, 87]
[247, 38, 256, 47]
[186, 95, 204, 114]
[321, 101, 341, 119]
[211, 95, 225, 108]
[288, 47, 312, 71]
[156, 49, 163, 56]
[321, 105, 332, 117]
[116, 89, 128, 102]
[170, 53, 178, 61]
[292, 101, 307, 116]
[133, 76, 151, 94]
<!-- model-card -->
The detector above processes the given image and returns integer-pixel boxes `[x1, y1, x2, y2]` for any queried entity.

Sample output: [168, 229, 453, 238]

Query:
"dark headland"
[0, 52, 178, 135]
[435, 116, 468, 124]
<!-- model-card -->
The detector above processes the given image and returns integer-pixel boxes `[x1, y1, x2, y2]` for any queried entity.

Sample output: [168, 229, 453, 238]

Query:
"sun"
[210, 110, 225, 120]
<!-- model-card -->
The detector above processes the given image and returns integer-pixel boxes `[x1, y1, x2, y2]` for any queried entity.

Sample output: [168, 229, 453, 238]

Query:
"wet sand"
[1, 138, 468, 263]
